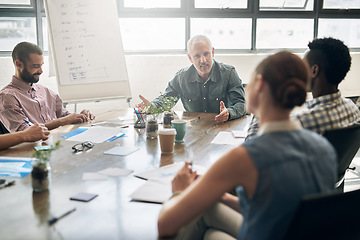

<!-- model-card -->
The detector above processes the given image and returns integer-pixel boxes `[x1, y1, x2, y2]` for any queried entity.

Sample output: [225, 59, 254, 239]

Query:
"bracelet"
[170, 191, 182, 199]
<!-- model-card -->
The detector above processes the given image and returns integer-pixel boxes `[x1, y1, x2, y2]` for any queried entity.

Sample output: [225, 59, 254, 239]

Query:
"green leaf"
[33, 140, 61, 163]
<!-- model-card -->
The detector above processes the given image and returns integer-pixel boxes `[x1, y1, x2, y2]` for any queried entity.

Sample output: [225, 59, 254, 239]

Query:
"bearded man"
[0, 42, 95, 132]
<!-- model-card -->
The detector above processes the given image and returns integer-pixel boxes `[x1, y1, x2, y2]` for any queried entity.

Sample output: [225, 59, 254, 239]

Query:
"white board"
[45, 0, 131, 101]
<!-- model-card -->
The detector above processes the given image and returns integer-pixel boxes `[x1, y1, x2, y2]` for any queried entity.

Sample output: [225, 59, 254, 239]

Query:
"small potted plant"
[146, 93, 178, 139]
[31, 141, 60, 192]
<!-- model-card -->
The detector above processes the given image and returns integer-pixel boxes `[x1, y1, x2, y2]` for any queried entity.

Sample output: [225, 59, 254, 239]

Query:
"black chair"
[0, 121, 9, 135]
[283, 189, 360, 240]
[323, 124, 360, 191]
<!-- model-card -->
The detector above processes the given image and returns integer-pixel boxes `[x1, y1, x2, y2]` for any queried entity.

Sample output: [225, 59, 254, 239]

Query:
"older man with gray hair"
[136, 35, 246, 123]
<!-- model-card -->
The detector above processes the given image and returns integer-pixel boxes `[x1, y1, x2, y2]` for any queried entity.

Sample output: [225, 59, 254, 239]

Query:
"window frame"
[0, 0, 359, 55]
[0, 0, 46, 55]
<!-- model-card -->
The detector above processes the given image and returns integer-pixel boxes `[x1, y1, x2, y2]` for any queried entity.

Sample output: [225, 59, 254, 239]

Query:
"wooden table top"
[0, 108, 251, 240]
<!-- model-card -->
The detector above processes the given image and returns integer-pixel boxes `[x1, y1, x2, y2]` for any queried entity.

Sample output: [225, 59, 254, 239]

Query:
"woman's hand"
[172, 162, 198, 193]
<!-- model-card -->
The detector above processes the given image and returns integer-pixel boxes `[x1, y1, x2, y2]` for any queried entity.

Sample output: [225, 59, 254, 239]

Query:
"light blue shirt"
[237, 120, 337, 240]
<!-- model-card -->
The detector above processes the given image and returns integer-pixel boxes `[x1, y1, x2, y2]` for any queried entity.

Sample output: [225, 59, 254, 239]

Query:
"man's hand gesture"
[215, 101, 229, 123]
[135, 95, 151, 112]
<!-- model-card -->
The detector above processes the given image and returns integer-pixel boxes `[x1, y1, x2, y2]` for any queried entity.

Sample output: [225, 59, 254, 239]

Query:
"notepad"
[129, 179, 171, 203]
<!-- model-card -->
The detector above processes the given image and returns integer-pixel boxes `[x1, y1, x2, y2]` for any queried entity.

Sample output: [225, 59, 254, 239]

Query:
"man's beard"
[21, 67, 40, 84]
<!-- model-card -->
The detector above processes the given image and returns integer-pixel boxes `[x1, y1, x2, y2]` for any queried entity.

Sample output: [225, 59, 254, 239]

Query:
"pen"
[187, 160, 193, 171]
[134, 108, 145, 123]
[137, 109, 145, 123]
[48, 207, 76, 225]
[23, 119, 34, 126]
[0, 180, 15, 189]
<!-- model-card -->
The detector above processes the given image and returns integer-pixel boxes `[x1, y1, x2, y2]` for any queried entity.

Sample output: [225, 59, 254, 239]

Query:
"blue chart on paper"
[60, 127, 89, 138]
[0, 157, 36, 178]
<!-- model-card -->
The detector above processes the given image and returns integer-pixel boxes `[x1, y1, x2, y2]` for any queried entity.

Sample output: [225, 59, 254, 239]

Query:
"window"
[0, 17, 36, 51]
[0, 0, 30, 5]
[1, 0, 360, 53]
[42, 17, 48, 51]
[323, 0, 360, 9]
[260, 0, 314, 11]
[318, 19, 360, 48]
[256, 19, 313, 49]
[190, 18, 252, 49]
[124, 0, 180, 8]
[120, 18, 185, 51]
[194, 0, 247, 9]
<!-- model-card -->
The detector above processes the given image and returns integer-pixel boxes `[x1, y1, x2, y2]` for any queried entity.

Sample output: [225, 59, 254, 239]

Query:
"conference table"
[0, 108, 251, 240]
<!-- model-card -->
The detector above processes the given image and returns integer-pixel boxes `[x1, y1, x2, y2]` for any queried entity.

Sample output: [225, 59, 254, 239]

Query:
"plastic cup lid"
[158, 128, 177, 135]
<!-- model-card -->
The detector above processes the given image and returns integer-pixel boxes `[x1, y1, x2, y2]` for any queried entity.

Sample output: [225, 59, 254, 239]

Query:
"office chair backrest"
[323, 124, 360, 190]
[283, 189, 360, 240]
[0, 121, 9, 135]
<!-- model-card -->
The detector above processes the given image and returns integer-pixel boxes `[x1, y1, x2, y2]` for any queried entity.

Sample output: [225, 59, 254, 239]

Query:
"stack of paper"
[129, 162, 207, 203]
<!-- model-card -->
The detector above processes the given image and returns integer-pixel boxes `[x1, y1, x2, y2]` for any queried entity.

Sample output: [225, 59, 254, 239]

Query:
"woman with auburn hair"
[158, 51, 336, 240]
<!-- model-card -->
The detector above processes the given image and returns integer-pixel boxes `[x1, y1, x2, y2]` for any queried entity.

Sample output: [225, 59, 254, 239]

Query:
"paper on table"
[347, 157, 360, 180]
[82, 172, 108, 180]
[104, 145, 139, 156]
[98, 167, 133, 176]
[352, 157, 360, 165]
[0, 156, 36, 178]
[211, 131, 245, 145]
[66, 126, 124, 143]
[231, 130, 247, 138]
[61, 127, 88, 138]
[129, 179, 172, 203]
[131, 162, 207, 203]
[135, 162, 207, 181]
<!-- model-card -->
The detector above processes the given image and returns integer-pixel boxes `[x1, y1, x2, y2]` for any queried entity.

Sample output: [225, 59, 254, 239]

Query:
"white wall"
[0, 52, 359, 115]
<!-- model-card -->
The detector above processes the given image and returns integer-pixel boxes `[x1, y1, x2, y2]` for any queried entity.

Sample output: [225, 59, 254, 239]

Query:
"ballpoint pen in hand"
[23, 118, 34, 126]
[48, 207, 76, 225]
[186, 160, 193, 171]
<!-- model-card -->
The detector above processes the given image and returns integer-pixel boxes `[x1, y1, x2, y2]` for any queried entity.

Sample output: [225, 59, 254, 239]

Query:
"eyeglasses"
[72, 141, 94, 153]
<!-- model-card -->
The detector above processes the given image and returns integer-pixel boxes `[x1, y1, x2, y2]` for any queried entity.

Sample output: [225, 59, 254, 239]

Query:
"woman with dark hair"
[158, 51, 337, 240]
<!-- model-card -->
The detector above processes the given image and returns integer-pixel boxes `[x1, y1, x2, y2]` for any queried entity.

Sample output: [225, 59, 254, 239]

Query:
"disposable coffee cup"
[158, 128, 177, 154]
